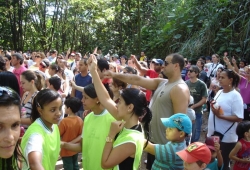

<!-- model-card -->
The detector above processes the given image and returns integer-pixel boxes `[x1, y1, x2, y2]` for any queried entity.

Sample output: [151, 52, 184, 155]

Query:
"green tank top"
[113, 127, 144, 170]
[82, 110, 115, 170]
[21, 118, 60, 170]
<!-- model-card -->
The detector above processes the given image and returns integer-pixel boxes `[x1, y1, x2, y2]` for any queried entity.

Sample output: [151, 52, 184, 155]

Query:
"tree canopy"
[0, 0, 250, 60]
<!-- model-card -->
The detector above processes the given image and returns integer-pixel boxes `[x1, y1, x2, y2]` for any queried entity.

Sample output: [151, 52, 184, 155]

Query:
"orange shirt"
[59, 116, 83, 157]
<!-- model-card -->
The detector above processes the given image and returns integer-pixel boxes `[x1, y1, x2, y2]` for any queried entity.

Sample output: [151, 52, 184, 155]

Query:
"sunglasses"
[35, 55, 41, 58]
[188, 69, 195, 73]
[164, 61, 172, 66]
[0, 86, 18, 100]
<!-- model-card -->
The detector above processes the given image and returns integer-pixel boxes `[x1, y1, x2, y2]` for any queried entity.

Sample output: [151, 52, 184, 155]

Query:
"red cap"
[176, 142, 211, 164]
[205, 136, 219, 151]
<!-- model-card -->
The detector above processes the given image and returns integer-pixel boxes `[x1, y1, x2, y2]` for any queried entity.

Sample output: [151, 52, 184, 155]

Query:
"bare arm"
[69, 135, 82, 143]
[28, 152, 44, 170]
[61, 141, 82, 153]
[191, 97, 207, 110]
[144, 140, 155, 155]
[106, 71, 163, 91]
[70, 88, 76, 97]
[131, 55, 148, 75]
[229, 142, 250, 163]
[21, 118, 32, 125]
[170, 84, 190, 114]
[70, 80, 84, 93]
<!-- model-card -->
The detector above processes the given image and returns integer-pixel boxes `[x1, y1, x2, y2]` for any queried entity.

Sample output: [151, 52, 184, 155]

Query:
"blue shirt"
[75, 73, 92, 110]
[152, 140, 186, 170]
[205, 159, 223, 170]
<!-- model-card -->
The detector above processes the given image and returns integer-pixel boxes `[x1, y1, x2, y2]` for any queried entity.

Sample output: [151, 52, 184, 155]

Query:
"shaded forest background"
[0, 0, 250, 61]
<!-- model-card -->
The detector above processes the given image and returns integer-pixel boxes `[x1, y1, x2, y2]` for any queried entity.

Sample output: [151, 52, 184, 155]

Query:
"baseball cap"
[205, 136, 219, 151]
[112, 54, 119, 58]
[70, 53, 75, 56]
[152, 59, 164, 65]
[176, 142, 211, 164]
[161, 113, 192, 134]
[205, 56, 211, 61]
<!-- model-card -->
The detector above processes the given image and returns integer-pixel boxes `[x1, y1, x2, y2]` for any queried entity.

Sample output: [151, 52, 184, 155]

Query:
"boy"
[205, 136, 223, 170]
[144, 113, 192, 169]
[176, 142, 211, 170]
[59, 97, 83, 170]
[48, 76, 61, 91]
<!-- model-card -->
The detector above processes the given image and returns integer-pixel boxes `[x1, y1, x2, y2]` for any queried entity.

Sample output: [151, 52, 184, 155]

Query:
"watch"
[106, 136, 113, 143]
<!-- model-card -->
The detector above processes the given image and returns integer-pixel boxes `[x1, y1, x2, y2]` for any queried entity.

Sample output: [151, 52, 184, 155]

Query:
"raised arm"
[88, 55, 121, 120]
[131, 55, 148, 75]
[104, 71, 163, 91]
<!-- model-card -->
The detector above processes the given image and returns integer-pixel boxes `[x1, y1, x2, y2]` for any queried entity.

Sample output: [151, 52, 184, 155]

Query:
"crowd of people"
[0, 48, 249, 170]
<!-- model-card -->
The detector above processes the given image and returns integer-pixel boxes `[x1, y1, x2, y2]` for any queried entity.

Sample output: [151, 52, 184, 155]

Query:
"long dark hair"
[0, 86, 26, 169]
[31, 89, 61, 122]
[222, 69, 240, 88]
[120, 88, 152, 147]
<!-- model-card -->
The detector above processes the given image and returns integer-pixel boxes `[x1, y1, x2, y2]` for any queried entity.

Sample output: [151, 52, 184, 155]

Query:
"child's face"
[211, 149, 217, 159]
[183, 162, 205, 170]
[165, 127, 183, 142]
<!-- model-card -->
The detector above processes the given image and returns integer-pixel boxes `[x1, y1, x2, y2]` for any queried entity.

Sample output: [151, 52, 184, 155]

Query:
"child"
[229, 121, 250, 170]
[48, 76, 61, 91]
[21, 89, 62, 169]
[59, 97, 83, 170]
[186, 95, 196, 146]
[144, 113, 192, 169]
[205, 136, 223, 170]
[176, 142, 211, 170]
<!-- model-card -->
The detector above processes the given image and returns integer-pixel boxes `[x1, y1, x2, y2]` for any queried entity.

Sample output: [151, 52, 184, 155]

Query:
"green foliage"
[0, 0, 249, 62]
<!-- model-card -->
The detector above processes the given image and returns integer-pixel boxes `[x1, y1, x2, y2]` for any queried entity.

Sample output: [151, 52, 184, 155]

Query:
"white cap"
[189, 96, 194, 105]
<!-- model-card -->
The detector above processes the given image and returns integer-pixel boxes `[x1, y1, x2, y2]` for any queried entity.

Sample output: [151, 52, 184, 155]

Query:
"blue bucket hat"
[161, 113, 192, 134]
[152, 59, 164, 65]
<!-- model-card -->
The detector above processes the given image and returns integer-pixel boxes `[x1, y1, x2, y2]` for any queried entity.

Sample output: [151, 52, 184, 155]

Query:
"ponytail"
[141, 107, 152, 148]
[34, 71, 44, 91]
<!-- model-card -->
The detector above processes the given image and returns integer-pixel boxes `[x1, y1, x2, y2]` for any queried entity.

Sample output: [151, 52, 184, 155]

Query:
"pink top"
[238, 77, 250, 104]
[13, 65, 27, 97]
[233, 139, 250, 170]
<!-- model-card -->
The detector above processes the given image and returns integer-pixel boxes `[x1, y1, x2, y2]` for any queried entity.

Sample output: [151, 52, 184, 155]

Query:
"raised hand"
[232, 56, 236, 64]
[108, 121, 126, 137]
[223, 56, 230, 65]
[88, 54, 98, 72]
[130, 55, 137, 62]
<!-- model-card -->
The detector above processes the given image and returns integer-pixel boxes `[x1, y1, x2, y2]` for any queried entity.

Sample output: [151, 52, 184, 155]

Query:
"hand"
[241, 157, 250, 163]
[214, 142, 221, 153]
[130, 55, 136, 62]
[211, 105, 223, 118]
[232, 57, 236, 65]
[103, 70, 114, 79]
[61, 141, 65, 148]
[70, 80, 76, 88]
[87, 54, 98, 72]
[108, 121, 126, 138]
[223, 56, 230, 65]
[67, 48, 71, 55]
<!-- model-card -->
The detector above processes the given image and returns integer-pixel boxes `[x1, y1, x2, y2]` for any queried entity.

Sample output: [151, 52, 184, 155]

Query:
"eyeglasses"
[188, 69, 194, 73]
[35, 56, 41, 58]
[164, 61, 172, 66]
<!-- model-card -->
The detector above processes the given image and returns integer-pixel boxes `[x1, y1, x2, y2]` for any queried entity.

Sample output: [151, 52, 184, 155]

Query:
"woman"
[21, 89, 62, 169]
[207, 69, 243, 170]
[123, 66, 139, 89]
[20, 70, 44, 127]
[3, 54, 14, 72]
[110, 78, 127, 103]
[62, 83, 116, 170]
[0, 86, 26, 169]
[0, 71, 20, 95]
[0, 55, 6, 72]
[89, 55, 152, 170]
[28, 52, 46, 71]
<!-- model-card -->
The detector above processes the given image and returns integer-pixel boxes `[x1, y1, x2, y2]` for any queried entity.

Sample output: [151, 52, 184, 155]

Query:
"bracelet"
[106, 136, 113, 143]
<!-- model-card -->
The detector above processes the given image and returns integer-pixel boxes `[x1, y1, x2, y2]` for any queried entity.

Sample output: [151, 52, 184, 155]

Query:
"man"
[131, 55, 163, 102]
[185, 65, 208, 142]
[104, 53, 190, 169]
[11, 53, 27, 96]
[70, 52, 81, 71]
[71, 59, 92, 118]
[140, 51, 147, 61]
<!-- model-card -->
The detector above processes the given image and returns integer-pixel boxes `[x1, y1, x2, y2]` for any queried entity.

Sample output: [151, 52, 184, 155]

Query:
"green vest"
[82, 110, 115, 170]
[21, 119, 60, 170]
[113, 127, 144, 170]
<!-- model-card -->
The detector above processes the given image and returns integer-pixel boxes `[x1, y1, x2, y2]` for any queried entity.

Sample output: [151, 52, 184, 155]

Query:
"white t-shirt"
[207, 89, 244, 142]
[206, 63, 223, 78]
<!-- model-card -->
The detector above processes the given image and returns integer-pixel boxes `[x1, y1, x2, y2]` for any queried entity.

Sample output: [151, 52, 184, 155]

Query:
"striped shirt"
[22, 91, 39, 117]
[152, 141, 186, 170]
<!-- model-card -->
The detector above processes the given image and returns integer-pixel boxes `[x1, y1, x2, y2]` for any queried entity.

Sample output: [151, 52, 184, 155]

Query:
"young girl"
[88, 55, 152, 170]
[21, 89, 62, 169]
[229, 121, 250, 170]
[61, 83, 116, 170]
[0, 86, 26, 169]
